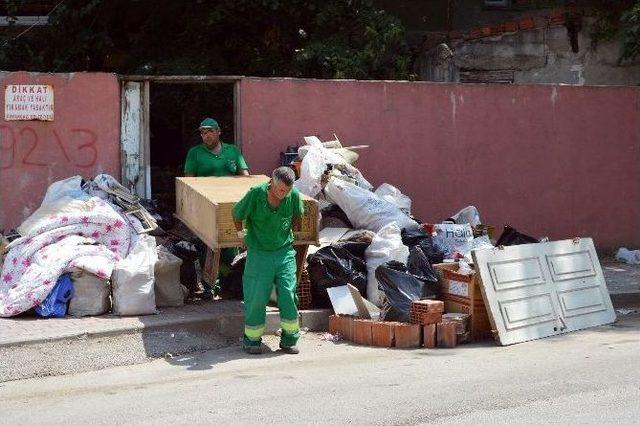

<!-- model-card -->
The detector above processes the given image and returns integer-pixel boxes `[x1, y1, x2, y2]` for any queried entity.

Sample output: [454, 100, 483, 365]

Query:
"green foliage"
[0, 0, 413, 80]
[590, 0, 640, 63]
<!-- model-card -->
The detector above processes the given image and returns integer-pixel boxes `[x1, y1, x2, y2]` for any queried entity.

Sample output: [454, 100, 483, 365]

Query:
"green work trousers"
[242, 245, 299, 348]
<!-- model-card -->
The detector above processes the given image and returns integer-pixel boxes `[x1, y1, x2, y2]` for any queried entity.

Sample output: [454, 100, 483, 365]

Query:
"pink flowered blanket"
[0, 198, 132, 317]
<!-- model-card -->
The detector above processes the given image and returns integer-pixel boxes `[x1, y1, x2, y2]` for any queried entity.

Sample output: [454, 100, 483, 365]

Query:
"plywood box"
[176, 176, 319, 249]
[434, 263, 492, 340]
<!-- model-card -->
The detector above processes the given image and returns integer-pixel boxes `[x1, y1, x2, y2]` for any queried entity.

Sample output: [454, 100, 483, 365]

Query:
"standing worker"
[183, 117, 249, 298]
[232, 167, 304, 354]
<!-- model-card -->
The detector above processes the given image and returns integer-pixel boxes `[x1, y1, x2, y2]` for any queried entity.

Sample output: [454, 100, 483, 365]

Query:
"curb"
[0, 309, 332, 349]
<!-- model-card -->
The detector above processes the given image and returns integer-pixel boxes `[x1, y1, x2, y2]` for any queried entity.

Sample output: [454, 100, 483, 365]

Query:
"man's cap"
[199, 118, 219, 129]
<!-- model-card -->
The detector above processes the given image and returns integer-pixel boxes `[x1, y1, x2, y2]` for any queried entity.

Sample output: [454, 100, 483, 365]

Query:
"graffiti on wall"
[0, 125, 98, 169]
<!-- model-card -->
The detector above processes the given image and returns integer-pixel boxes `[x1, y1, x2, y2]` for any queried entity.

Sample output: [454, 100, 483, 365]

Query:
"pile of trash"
[0, 174, 189, 318]
[290, 134, 541, 345]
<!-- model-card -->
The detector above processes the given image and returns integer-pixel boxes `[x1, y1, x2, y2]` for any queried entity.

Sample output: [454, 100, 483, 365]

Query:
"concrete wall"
[239, 77, 640, 250]
[0, 72, 120, 231]
[422, 24, 640, 86]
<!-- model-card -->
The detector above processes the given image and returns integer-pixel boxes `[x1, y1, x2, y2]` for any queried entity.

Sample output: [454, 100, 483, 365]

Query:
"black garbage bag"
[496, 225, 539, 246]
[375, 261, 426, 322]
[307, 245, 367, 308]
[401, 228, 445, 264]
[407, 247, 439, 298]
[169, 240, 200, 294]
[218, 252, 247, 300]
[333, 240, 369, 260]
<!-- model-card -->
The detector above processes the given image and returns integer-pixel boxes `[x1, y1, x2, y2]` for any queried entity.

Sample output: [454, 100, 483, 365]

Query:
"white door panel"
[473, 238, 615, 346]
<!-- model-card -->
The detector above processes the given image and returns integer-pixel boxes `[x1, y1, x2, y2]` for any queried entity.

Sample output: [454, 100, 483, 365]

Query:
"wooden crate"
[433, 263, 493, 340]
[175, 175, 319, 249]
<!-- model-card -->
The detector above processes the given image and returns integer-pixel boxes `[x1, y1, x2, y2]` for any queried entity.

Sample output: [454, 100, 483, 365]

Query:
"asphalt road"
[1, 314, 638, 425]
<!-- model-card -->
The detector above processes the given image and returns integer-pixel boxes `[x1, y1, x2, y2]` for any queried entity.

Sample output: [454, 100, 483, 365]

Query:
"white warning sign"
[4, 84, 54, 121]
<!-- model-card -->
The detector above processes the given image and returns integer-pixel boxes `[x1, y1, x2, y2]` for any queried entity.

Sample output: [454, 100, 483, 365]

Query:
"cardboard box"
[434, 263, 492, 340]
[175, 176, 319, 249]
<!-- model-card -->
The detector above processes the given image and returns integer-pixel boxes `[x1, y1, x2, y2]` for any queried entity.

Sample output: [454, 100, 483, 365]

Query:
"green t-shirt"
[232, 182, 305, 251]
[184, 142, 248, 176]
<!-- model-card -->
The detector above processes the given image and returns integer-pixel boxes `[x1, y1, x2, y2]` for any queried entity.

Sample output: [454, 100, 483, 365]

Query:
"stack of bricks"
[442, 313, 471, 344]
[410, 299, 444, 325]
[296, 268, 312, 310]
[327, 305, 471, 350]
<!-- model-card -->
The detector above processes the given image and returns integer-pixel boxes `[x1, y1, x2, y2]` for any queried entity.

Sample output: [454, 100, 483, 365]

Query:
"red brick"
[519, 18, 535, 30]
[394, 323, 421, 349]
[412, 299, 444, 313]
[490, 23, 505, 35]
[468, 28, 484, 40]
[448, 31, 464, 40]
[480, 26, 492, 36]
[340, 316, 355, 342]
[371, 321, 395, 347]
[329, 315, 341, 335]
[504, 21, 519, 32]
[423, 324, 437, 348]
[353, 319, 373, 346]
[415, 312, 443, 325]
[437, 321, 457, 348]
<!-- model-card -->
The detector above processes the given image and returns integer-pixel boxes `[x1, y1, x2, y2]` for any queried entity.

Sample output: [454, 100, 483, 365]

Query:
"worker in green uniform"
[184, 117, 249, 298]
[232, 167, 304, 355]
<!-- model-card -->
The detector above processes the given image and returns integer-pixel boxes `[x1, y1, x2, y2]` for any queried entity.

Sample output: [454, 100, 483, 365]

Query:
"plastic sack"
[325, 178, 419, 233]
[401, 228, 445, 264]
[307, 245, 368, 309]
[446, 205, 481, 226]
[154, 245, 186, 307]
[375, 261, 426, 322]
[407, 247, 439, 295]
[68, 269, 110, 317]
[432, 223, 474, 259]
[463, 235, 494, 262]
[35, 274, 74, 318]
[364, 223, 409, 307]
[495, 225, 539, 246]
[112, 234, 158, 316]
[374, 183, 412, 214]
[615, 247, 640, 265]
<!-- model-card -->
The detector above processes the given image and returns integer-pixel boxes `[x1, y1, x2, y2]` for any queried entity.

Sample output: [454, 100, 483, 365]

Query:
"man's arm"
[235, 148, 250, 176]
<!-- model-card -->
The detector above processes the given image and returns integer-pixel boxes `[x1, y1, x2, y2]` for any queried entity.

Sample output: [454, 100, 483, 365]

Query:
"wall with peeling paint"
[0, 72, 120, 231]
[240, 77, 640, 249]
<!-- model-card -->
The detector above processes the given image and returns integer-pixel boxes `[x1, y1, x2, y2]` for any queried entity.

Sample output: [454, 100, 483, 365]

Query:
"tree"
[0, 0, 414, 80]
[589, 0, 640, 63]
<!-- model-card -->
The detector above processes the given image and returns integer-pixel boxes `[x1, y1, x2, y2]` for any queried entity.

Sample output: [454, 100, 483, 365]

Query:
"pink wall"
[240, 78, 640, 250]
[0, 72, 120, 231]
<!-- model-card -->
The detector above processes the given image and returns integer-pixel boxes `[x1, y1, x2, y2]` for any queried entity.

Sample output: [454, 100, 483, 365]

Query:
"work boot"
[279, 344, 299, 355]
[244, 345, 263, 355]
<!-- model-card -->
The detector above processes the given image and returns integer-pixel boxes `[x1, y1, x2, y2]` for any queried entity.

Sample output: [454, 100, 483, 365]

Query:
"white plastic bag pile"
[111, 231, 158, 316]
[364, 223, 409, 307]
[324, 178, 418, 233]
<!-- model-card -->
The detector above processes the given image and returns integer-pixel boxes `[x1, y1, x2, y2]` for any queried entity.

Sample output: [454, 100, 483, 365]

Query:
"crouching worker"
[232, 167, 304, 354]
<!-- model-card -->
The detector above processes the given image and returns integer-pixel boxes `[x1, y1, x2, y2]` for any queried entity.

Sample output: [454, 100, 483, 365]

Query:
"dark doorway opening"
[148, 83, 235, 212]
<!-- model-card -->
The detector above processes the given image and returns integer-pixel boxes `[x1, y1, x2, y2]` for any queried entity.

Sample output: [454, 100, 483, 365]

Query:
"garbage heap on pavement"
[0, 174, 189, 318]
[283, 135, 543, 349]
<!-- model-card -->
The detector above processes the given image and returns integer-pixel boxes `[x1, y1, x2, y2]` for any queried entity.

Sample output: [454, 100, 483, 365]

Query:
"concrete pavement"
[1, 313, 638, 425]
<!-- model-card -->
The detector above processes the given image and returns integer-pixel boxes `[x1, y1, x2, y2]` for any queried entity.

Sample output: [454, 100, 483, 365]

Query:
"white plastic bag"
[154, 245, 186, 307]
[325, 178, 418, 233]
[374, 183, 412, 214]
[448, 205, 481, 226]
[112, 234, 158, 316]
[432, 223, 474, 259]
[615, 247, 640, 265]
[364, 223, 409, 307]
[68, 269, 111, 317]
